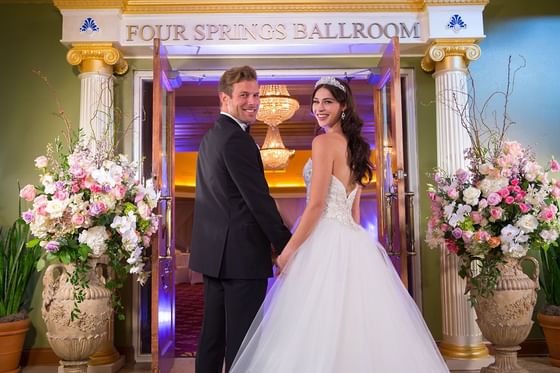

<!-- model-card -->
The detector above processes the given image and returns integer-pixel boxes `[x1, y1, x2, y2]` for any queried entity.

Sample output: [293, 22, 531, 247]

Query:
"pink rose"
[447, 189, 459, 200]
[504, 196, 515, 205]
[478, 199, 488, 209]
[19, 184, 36, 201]
[471, 211, 483, 224]
[445, 239, 459, 254]
[518, 203, 532, 214]
[71, 214, 85, 226]
[498, 188, 510, 197]
[487, 193, 502, 206]
[490, 207, 503, 220]
[462, 231, 474, 243]
[510, 179, 520, 186]
[539, 205, 558, 222]
[54, 190, 69, 201]
[34, 156, 48, 168]
[551, 159, 560, 172]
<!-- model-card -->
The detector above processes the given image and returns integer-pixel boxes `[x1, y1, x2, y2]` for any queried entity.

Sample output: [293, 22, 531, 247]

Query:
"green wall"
[0, 4, 80, 348]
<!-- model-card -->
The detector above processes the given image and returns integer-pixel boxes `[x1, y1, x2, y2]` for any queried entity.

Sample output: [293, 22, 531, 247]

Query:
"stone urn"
[42, 256, 112, 373]
[471, 256, 539, 373]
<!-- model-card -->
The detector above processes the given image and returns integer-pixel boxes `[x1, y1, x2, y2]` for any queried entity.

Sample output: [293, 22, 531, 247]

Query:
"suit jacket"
[190, 114, 291, 279]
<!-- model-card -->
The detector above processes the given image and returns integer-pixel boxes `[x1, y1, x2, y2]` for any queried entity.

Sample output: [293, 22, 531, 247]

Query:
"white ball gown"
[230, 160, 449, 373]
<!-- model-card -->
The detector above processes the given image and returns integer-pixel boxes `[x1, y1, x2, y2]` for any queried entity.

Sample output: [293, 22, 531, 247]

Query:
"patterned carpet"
[175, 283, 204, 357]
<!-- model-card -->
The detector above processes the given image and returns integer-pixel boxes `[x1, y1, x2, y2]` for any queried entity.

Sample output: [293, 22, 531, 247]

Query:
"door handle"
[158, 196, 172, 260]
[405, 192, 417, 256]
[384, 192, 400, 257]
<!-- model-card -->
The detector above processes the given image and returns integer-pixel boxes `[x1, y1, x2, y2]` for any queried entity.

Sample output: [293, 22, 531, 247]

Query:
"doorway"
[131, 66, 420, 362]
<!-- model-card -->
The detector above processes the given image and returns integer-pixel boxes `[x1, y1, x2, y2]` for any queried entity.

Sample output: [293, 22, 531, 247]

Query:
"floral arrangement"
[19, 136, 159, 319]
[425, 57, 560, 298]
[18, 73, 159, 319]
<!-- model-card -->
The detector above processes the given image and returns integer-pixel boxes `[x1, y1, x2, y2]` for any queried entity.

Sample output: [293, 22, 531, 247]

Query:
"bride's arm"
[352, 187, 362, 224]
[277, 135, 333, 269]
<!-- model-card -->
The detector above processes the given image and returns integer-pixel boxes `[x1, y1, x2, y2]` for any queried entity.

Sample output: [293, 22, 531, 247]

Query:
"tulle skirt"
[230, 217, 449, 373]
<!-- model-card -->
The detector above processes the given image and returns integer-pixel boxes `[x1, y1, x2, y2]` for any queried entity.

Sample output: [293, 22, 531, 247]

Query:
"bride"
[229, 77, 449, 373]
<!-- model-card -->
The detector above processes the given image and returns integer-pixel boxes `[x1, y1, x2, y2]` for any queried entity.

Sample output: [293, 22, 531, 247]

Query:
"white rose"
[462, 186, 481, 206]
[45, 199, 68, 219]
[540, 229, 559, 242]
[515, 214, 539, 233]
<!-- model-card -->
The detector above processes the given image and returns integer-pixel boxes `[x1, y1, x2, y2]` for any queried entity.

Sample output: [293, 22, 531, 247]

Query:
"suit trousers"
[195, 275, 268, 373]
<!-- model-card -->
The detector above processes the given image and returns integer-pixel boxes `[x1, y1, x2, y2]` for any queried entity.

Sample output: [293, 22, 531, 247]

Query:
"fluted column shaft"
[422, 41, 493, 369]
[65, 43, 128, 369]
[66, 43, 128, 148]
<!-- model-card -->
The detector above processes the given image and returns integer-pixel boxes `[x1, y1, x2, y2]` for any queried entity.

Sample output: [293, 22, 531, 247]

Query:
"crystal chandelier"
[257, 85, 299, 170]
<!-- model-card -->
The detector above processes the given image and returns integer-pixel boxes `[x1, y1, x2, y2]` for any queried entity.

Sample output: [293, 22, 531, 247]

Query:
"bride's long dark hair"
[312, 78, 373, 186]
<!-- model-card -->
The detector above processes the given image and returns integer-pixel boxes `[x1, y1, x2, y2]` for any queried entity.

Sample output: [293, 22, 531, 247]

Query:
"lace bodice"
[303, 159, 360, 228]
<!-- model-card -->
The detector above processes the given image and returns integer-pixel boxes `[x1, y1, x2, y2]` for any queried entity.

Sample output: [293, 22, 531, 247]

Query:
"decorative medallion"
[79, 17, 100, 34]
[447, 14, 467, 33]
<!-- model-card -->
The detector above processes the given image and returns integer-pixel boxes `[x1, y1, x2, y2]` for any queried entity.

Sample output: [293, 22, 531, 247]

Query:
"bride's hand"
[276, 251, 291, 275]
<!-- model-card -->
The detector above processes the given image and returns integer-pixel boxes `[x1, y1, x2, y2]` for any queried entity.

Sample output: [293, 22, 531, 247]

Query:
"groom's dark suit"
[190, 114, 291, 373]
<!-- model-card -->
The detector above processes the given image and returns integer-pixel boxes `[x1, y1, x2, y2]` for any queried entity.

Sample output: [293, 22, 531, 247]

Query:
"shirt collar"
[220, 112, 248, 132]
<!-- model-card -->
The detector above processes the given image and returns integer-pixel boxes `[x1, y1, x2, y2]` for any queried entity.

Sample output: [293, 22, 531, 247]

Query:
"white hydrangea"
[478, 176, 509, 197]
[78, 226, 109, 256]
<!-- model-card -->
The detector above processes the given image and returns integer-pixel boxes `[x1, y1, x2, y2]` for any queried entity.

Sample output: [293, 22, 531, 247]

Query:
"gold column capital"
[421, 40, 481, 73]
[67, 43, 128, 75]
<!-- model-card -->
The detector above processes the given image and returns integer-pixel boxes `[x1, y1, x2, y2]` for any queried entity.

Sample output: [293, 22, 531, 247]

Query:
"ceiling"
[174, 78, 376, 152]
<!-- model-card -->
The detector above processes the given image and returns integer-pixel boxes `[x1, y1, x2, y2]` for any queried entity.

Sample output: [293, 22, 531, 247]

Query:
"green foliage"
[0, 218, 42, 318]
[540, 241, 560, 306]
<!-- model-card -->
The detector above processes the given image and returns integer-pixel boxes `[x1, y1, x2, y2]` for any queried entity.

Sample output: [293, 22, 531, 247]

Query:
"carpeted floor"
[175, 283, 204, 357]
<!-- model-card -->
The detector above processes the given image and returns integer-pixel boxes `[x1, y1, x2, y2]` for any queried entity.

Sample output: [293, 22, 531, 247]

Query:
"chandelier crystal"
[257, 84, 299, 170]
[257, 85, 300, 127]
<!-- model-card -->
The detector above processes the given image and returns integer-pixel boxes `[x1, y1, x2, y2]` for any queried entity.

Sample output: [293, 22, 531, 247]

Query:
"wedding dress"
[230, 160, 449, 373]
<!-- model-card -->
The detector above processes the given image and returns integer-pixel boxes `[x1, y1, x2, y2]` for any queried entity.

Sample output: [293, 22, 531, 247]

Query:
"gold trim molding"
[421, 40, 481, 73]
[66, 43, 129, 75]
[439, 341, 490, 359]
[53, 0, 486, 13]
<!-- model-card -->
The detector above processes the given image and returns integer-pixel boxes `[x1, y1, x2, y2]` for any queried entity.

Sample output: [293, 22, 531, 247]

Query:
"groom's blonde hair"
[218, 66, 258, 97]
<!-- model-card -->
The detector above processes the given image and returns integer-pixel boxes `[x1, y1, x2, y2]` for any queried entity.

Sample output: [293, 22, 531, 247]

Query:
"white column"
[65, 43, 128, 373]
[79, 72, 114, 145]
[422, 42, 494, 370]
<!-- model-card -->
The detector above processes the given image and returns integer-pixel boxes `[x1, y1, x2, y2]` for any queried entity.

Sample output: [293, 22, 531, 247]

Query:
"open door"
[151, 38, 177, 373]
[373, 37, 413, 287]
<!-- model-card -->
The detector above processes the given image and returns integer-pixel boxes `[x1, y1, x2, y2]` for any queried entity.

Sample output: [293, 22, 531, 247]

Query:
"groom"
[190, 65, 292, 373]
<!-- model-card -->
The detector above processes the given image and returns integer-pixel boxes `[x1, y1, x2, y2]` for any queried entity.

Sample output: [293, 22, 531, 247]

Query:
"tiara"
[315, 76, 346, 93]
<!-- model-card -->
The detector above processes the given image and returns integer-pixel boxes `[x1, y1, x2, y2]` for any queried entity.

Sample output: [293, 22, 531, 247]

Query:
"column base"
[57, 356, 125, 373]
[446, 356, 495, 371]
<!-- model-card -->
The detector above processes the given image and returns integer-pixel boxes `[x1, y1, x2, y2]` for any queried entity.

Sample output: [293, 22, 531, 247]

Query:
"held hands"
[275, 248, 295, 276]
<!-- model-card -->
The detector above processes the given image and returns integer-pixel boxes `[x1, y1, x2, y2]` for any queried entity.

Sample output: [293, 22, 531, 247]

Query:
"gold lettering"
[293, 24, 307, 39]
[126, 25, 138, 41]
[154, 25, 171, 41]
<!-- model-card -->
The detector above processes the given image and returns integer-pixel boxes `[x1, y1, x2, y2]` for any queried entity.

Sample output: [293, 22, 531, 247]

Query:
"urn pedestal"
[472, 257, 539, 373]
[42, 257, 112, 373]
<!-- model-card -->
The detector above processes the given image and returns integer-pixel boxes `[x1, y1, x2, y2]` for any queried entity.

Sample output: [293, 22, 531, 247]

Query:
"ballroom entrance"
[131, 39, 423, 365]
